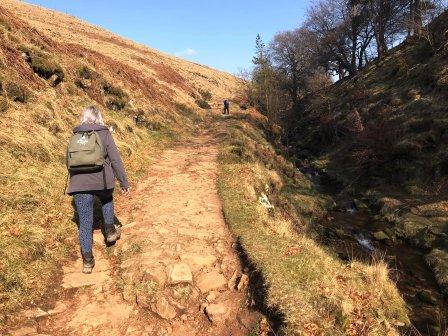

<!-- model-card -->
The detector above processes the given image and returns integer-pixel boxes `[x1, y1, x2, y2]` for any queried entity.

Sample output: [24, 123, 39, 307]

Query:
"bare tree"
[365, 0, 409, 58]
[270, 28, 317, 105]
[306, 0, 372, 78]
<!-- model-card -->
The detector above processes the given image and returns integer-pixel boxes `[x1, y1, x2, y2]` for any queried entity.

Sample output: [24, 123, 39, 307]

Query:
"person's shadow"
[71, 197, 122, 248]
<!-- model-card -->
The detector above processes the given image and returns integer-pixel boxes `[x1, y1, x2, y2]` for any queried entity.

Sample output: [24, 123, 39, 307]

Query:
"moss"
[5, 82, 28, 103]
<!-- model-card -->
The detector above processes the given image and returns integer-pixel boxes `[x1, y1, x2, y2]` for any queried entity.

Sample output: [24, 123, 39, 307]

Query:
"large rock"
[378, 197, 402, 215]
[394, 213, 433, 241]
[168, 263, 192, 285]
[196, 270, 227, 293]
[151, 296, 177, 320]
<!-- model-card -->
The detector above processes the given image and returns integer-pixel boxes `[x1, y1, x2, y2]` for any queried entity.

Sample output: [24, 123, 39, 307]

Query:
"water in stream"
[304, 169, 448, 335]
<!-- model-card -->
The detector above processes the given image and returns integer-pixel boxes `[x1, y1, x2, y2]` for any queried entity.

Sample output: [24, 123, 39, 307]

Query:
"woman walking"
[66, 106, 129, 274]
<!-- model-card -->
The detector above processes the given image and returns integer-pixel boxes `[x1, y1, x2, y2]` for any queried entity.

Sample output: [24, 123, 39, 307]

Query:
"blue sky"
[24, 0, 312, 74]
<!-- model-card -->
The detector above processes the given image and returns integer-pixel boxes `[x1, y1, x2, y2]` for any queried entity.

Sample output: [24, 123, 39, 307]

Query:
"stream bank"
[300, 167, 448, 336]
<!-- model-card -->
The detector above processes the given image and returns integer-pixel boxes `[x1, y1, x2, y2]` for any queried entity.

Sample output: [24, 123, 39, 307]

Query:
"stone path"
[10, 132, 259, 336]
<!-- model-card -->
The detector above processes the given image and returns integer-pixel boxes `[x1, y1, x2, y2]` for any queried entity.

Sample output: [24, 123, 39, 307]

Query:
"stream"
[304, 169, 448, 335]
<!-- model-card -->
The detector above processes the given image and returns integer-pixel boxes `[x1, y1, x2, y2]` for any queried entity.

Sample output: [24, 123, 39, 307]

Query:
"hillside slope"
[0, 0, 240, 323]
[286, 9, 448, 319]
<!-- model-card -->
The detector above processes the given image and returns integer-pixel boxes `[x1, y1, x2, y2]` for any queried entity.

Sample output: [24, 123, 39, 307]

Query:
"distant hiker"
[66, 106, 130, 274]
[133, 114, 139, 125]
[223, 99, 230, 115]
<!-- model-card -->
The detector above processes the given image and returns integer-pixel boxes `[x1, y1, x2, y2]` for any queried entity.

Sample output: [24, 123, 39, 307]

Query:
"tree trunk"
[350, 3, 359, 75]
[411, 0, 423, 36]
[374, 26, 388, 58]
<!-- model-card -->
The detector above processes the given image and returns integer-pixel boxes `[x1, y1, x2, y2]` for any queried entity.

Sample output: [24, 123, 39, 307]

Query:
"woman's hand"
[121, 187, 131, 195]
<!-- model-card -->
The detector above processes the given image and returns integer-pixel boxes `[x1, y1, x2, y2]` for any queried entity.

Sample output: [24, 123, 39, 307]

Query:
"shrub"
[102, 81, 128, 110]
[0, 96, 8, 112]
[6, 82, 27, 103]
[74, 79, 90, 90]
[199, 89, 212, 101]
[106, 96, 127, 111]
[102, 81, 127, 98]
[195, 98, 211, 109]
[19, 46, 64, 86]
[0, 17, 11, 31]
[29, 55, 64, 85]
[77, 66, 93, 80]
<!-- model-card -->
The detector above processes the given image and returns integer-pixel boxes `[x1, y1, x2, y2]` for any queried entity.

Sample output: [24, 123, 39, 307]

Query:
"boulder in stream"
[373, 231, 389, 241]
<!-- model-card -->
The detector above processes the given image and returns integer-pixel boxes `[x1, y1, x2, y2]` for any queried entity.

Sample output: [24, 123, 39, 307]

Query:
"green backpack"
[66, 131, 105, 173]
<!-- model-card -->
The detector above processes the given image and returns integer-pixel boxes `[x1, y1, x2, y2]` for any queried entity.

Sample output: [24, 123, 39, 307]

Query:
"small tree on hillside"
[252, 34, 276, 116]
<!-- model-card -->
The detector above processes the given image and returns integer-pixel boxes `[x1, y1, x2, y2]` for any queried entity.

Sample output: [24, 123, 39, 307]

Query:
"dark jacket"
[67, 124, 129, 194]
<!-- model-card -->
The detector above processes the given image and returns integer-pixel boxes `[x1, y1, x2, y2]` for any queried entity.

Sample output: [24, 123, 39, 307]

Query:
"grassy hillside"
[213, 111, 408, 335]
[286, 12, 448, 298]
[0, 0, 240, 323]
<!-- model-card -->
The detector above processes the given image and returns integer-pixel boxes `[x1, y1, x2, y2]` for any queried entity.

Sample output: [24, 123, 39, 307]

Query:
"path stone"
[180, 254, 217, 272]
[206, 291, 218, 302]
[169, 263, 193, 284]
[62, 272, 109, 289]
[17, 133, 259, 335]
[196, 270, 227, 293]
[228, 270, 239, 290]
[46, 301, 67, 315]
[205, 303, 228, 323]
[10, 326, 38, 336]
[151, 296, 177, 320]
[237, 274, 249, 291]
[23, 307, 48, 318]
[144, 265, 167, 287]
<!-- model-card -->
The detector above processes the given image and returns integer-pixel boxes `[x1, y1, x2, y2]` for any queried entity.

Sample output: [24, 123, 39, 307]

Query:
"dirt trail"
[11, 130, 259, 336]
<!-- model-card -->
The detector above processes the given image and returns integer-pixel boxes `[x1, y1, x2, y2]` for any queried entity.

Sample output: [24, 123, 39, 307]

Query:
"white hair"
[80, 106, 105, 125]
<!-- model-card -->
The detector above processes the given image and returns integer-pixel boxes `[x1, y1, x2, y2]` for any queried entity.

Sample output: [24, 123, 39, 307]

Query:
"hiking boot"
[82, 252, 95, 274]
[114, 224, 122, 240]
[104, 224, 119, 243]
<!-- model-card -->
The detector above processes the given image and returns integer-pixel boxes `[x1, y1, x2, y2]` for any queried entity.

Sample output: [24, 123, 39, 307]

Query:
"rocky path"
[11, 132, 259, 336]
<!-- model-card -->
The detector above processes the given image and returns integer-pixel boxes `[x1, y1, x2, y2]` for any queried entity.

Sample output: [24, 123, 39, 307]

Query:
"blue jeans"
[73, 190, 115, 254]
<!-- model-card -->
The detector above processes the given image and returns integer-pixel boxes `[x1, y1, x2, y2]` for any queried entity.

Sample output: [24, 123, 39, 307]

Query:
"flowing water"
[303, 169, 448, 335]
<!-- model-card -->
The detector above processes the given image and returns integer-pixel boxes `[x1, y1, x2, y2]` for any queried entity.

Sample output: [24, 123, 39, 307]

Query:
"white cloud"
[175, 48, 197, 57]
